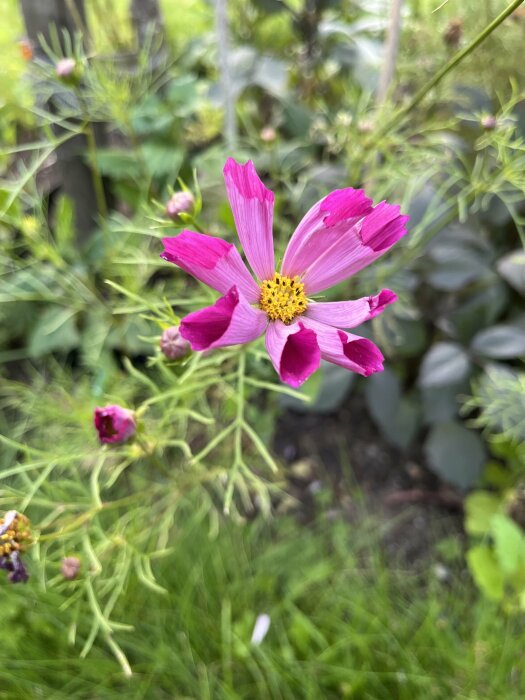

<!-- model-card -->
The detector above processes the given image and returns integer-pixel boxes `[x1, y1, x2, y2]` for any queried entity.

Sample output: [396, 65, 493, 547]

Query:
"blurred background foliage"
[1, 0, 525, 695]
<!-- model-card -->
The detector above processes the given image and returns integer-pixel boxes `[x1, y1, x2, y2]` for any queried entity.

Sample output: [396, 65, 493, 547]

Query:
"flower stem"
[376, 0, 524, 138]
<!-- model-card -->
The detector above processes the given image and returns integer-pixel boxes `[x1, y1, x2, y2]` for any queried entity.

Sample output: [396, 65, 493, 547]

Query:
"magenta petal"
[368, 289, 397, 318]
[161, 230, 259, 303]
[223, 158, 275, 281]
[305, 288, 397, 328]
[301, 318, 384, 376]
[265, 321, 321, 387]
[180, 286, 267, 351]
[94, 405, 136, 444]
[294, 202, 408, 294]
[282, 188, 373, 280]
[360, 201, 409, 252]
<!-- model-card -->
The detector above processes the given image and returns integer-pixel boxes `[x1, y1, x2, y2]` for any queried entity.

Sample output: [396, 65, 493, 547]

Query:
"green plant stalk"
[376, 0, 525, 138]
[84, 121, 109, 223]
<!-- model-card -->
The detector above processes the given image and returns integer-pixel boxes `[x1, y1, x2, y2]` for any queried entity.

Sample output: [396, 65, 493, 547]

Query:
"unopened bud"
[165, 191, 194, 219]
[61, 556, 81, 580]
[160, 326, 191, 360]
[357, 119, 374, 134]
[443, 19, 462, 48]
[56, 58, 79, 83]
[481, 115, 497, 131]
[260, 126, 277, 143]
[94, 405, 136, 444]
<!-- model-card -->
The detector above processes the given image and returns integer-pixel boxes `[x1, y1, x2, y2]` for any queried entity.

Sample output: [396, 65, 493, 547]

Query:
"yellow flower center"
[259, 272, 308, 324]
[0, 512, 31, 557]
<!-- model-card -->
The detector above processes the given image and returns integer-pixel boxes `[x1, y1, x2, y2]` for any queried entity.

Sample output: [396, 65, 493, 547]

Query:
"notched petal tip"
[320, 188, 374, 227]
[339, 332, 384, 376]
[223, 157, 274, 203]
[161, 230, 232, 270]
[368, 288, 397, 318]
[360, 201, 410, 252]
[279, 323, 321, 387]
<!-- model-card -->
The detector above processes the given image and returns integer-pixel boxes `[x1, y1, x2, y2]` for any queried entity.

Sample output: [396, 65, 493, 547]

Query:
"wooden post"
[19, 0, 104, 245]
[215, 0, 237, 149]
[377, 0, 404, 104]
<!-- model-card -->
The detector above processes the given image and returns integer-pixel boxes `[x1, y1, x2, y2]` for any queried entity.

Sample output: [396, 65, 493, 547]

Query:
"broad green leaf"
[464, 492, 502, 535]
[471, 324, 525, 359]
[497, 250, 525, 296]
[424, 422, 486, 490]
[418, 342, 471, 388]
[490, 514, 525, 576]
[467, 545, 504, 601]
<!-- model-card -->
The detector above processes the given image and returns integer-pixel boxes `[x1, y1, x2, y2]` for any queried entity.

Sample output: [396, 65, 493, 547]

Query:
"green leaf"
[471, 324, 525, 359]
[467, 545, 504, 601]
[418, 342, 471, 388]
[28, 307, 80, 357]
[424, 422, 486, 490]
[497, 250, 525, 296]
[490, 514, 525, 576]
[365, 368, 420, 450]
[464, 492, 502, 535]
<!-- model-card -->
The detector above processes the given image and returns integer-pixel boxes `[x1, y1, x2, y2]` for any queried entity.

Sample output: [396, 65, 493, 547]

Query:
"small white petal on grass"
[250, 614, 271, 645]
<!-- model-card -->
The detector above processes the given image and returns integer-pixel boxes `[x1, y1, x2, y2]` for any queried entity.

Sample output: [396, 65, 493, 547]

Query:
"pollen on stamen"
[259, 273, 308, 324]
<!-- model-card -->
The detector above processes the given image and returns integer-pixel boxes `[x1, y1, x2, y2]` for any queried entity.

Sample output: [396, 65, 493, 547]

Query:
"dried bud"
[260, 126, 277, 143]
[481, 115, 497, 131]
[0, 511, 31, 584]
[56, 58, 79, 83]
[160, 326, 191, 360]
[61, 556, 81, 580]
[94, 405, 136, 444]
[19, 38, 33, 61]
[165, 191, 194, 220]
[443, 19, 463, 49]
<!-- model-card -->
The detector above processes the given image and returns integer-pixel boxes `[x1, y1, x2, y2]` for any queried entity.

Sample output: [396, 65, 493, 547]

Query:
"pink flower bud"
[56, 58, 77, 80]
[481, 115, 497, 130]
[61, 556, 81, 580]
[165, 192, 194, 219]
[94, 405, 136, 444]
[160, 326, 191, 360]
[260, 126, 277, 142]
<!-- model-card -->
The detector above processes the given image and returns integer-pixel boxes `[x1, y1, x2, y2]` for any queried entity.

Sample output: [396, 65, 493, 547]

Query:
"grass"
[1, 497, 524, 699]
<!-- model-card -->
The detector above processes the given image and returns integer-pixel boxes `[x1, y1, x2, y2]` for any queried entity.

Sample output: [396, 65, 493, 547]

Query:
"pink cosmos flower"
[161, 159, 409, 388]
[94, 405, 136, 444]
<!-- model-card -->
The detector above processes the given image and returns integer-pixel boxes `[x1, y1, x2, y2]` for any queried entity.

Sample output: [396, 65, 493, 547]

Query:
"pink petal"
[161, 230, 260, 303]
[282, 193, 409, 295]
[180, 286, 267, 351]
[265, 321, 321, 387]
[305, 289, 397, 328]
[223, 158, 275, 281]
[301, 318, 384, 376]
[281, 188, 373, 279]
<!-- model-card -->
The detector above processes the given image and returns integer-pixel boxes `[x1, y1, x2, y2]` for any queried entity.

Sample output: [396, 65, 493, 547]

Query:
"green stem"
[376, 0, 525, 138]
[84, 122, 109, 223]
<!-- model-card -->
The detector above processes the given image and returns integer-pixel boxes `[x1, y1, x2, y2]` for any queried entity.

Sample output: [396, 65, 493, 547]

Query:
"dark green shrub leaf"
[418, 342, 471, 388]
[424, 422, 486, 490]
[471, 324, 525, 359]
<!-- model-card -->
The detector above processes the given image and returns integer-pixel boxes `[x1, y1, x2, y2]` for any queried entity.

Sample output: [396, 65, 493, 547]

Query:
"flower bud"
[165, 191, 194, 220]
[481, 115, 497, 131]
[61, 556, 81, 580]
[94, 405, 136, 444]
[19, 38, 33, 61]
[0, 511, 31, 584]
[56, 58, 79, 83]
[443, 18, 462, 48]
[260, 126, 277, 143]
[160, 326, 191, 360]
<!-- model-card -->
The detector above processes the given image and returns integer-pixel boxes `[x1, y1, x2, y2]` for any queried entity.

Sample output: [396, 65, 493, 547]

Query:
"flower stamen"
[259, 272, 307, 323]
